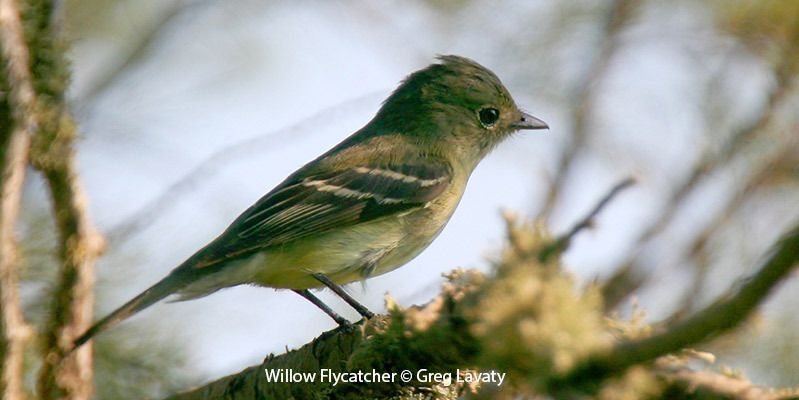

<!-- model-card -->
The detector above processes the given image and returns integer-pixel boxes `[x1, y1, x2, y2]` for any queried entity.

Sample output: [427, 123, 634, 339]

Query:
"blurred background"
[18, 0, 799, 397]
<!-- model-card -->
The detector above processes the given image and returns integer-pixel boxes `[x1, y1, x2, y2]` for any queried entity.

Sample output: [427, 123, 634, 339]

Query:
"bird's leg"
[312, 273, 375, 319]
[292, 289, 349, 326]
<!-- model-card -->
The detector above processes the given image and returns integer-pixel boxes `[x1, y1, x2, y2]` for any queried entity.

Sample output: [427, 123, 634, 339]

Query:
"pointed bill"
[511, 111, 548, 130]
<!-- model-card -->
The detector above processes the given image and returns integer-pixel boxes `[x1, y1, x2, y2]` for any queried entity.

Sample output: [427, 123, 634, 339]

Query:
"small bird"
[74, 55, 547, 347]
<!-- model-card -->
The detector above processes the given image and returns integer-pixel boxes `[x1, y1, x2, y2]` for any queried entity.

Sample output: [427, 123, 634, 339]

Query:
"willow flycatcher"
[74, 55, 548, 347]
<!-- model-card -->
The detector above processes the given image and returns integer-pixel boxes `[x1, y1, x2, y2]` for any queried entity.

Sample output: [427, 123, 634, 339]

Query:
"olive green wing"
[191, 159, 452, 269]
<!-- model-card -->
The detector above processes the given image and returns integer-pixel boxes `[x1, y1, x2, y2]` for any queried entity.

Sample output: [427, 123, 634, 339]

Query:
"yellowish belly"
[256, 194, 462, 289]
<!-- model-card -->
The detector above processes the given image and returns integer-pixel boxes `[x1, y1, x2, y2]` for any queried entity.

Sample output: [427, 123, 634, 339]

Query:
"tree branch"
[158, 193, 799, 399]
[601, 33, 799, 310]
[539, 0, 639, 218]
[0, 0, 39, 397]
[668, 139, 799, 322]
[549, 220, 799, 393]
[657, 364, 799, 400]
[166, 286, 477, 400]
[538, 177, 634, 263]
[15, 0, 105, 398]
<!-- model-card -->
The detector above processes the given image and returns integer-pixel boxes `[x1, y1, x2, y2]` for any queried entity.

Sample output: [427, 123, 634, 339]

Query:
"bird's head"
[374, 55, 548, 163]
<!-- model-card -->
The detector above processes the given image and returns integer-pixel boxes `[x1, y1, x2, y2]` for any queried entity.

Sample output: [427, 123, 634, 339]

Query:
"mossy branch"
[163, 188, 799, 399]
[548, 221, 799, 395]
[1, 0, 40, 398]
[11, 0, 105, 398]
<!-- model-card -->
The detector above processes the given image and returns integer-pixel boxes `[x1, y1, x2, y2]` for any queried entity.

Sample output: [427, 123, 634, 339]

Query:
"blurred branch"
[74, 0, 214, 109]
[16, 0, 105, 398]
[538, 177, 635, 263]
[0, 0, 38, 397]
[668, 136, 799, 321]
[550, 220, 799, 393]
[601, 43, 799, 310]
[657, 365, 799, 400]
[406, 176, 636, 310]
[106, 92, 382, 244]
[539, 0, 639, 219]
[33, 131, 104, 400]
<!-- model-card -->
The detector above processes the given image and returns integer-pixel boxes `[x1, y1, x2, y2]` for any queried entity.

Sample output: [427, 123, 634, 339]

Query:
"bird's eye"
[478, 108, 500, 127]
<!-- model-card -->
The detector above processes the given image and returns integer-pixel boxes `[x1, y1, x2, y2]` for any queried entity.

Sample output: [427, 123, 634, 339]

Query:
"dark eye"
[478, 108, 500, 127]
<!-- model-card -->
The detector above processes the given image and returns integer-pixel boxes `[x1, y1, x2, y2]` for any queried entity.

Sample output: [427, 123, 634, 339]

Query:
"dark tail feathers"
[72, 274, 184, 350]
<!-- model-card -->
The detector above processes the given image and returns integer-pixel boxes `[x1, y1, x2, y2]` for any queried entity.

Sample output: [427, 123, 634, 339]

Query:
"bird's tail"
[72, 272, 186, 349]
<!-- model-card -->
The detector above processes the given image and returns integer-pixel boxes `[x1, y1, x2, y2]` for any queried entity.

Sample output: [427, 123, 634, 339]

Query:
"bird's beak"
[512, 111, 549, 130]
